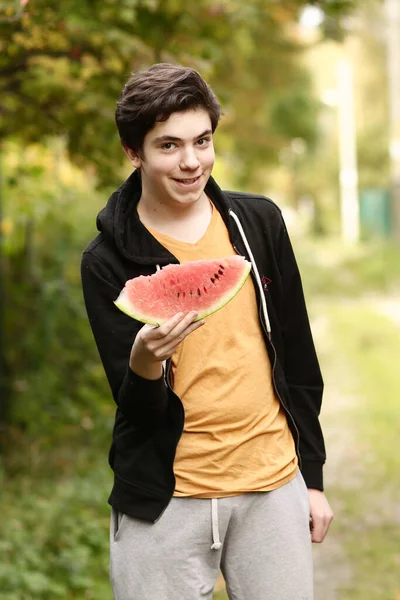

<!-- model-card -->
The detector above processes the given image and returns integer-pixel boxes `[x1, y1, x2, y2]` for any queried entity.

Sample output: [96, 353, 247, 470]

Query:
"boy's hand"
[130, 311, 204, 380]
[308, 489, 334, 543]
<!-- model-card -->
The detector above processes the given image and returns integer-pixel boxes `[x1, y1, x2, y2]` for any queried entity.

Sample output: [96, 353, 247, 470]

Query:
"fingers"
[153, 318, 205, 360]
[310, 513, 333, 543]
[138, 311, 205, 363]
[144, 311, 200, 342]
[308, 489, 334, 544]
[131, 311, 204, 378]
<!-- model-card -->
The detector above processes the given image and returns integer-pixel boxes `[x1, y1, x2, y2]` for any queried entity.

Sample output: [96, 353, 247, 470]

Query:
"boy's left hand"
[308, 489, 334, 543]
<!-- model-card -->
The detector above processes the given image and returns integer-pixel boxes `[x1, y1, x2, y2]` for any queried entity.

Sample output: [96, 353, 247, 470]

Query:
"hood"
[96, 169, 235, 265]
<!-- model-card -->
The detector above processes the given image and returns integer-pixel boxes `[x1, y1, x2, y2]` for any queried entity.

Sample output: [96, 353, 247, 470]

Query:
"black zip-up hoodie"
[81, 170, 325, 522]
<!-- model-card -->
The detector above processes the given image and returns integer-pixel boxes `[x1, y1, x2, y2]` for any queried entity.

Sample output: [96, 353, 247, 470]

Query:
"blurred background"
[1, 0, 400, 598]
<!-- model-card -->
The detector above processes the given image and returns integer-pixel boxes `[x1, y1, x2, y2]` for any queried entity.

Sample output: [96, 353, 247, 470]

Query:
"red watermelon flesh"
[114, 255, 251, 325]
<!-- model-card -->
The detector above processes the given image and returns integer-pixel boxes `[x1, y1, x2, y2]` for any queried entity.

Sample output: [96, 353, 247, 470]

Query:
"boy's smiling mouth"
[173, 175, 202, 185]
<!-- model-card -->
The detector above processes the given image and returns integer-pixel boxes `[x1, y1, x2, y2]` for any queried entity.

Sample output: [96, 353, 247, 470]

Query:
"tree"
[0, 0, 359, 453]
[0, 0, 358, 187]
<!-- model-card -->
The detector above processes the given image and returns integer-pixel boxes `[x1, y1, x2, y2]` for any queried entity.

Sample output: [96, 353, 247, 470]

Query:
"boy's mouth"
[173, 175, 201, 185]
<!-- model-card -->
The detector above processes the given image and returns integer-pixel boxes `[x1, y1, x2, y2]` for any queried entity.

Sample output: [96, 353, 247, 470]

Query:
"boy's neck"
[137, 192, 213, 244]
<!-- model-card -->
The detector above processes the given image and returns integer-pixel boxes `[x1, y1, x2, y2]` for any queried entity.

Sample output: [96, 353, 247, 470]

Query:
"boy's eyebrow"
[152, 129, 212, 144]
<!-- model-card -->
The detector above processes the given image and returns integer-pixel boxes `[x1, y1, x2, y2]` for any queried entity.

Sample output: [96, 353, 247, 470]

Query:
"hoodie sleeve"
[276, 217, 326, 491]
[81, 251, 169, 427]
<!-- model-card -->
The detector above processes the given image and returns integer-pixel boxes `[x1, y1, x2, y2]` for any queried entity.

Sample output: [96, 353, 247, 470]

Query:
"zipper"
[165, 357, 185, 444]
[233, 243, 302, 470]
[259, 306, 302, 471]
[154, 358, 185, 524]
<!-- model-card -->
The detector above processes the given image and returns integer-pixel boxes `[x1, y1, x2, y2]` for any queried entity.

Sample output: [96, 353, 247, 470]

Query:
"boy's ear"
[123, 146, 142, 168]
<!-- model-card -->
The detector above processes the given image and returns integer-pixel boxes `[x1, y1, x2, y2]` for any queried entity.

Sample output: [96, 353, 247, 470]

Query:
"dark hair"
[115, 63, 221, 152]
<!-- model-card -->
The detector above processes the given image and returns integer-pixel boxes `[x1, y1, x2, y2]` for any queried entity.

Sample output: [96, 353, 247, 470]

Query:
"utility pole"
[337, 58, 360, 243]
[385, 0, 400, 241]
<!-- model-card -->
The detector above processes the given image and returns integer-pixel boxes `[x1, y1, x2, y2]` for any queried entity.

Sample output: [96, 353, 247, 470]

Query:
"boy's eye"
[161, 142, 176, 150]
[197, 137, 210, 146]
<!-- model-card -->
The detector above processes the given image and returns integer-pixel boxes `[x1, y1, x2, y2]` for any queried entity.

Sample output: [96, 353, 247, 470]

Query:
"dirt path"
[310, 311, 359, 600]
[311, 294, 400, 599]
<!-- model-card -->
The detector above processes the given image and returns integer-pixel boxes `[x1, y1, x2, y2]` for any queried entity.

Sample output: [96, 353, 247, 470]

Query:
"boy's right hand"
[129, 311, 204, 380]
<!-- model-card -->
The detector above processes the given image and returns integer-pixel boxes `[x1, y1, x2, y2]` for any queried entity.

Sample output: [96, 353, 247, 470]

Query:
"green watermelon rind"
[114, 259, 252, 326]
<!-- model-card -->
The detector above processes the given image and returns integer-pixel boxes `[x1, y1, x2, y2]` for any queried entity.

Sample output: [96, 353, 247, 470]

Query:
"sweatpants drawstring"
[210, 499, 222, 550]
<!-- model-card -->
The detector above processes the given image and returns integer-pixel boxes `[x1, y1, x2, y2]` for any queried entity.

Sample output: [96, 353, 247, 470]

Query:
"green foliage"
[209, 5, 321, 189]
[270, 78, 320, 147]
[1, 140, 114, 597]
[0, 460, 112, 599]
[0, 0, 357, 188]
[2, 140, 112, 471]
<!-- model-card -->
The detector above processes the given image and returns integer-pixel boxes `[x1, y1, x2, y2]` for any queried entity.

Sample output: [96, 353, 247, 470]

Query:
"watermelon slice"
[114, 255, 251, 325]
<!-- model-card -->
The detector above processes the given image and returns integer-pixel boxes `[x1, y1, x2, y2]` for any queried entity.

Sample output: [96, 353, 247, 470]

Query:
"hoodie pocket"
[111, 508, 125, 542]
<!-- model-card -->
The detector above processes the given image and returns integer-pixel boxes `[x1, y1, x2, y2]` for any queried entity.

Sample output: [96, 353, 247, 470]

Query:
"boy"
[81, 63, 333, 600]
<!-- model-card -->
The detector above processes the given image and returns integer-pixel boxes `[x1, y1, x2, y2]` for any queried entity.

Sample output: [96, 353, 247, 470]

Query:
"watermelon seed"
[218, 269, 224, 276]
[183, 291, 186, 298]
[219, 264, 225, 270]
[197, 288, 201, 296]
[214, 273, 220, 280]
[177, 292, 180, 298]
[203, 286, 208, 293]
[211, 277, 215, 284]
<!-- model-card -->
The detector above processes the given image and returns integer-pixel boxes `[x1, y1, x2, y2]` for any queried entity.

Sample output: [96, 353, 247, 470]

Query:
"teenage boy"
[81, 63, 333, 600]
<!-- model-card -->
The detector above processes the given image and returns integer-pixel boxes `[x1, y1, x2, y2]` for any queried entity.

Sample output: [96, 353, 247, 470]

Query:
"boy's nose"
[179, 148, 200, 170]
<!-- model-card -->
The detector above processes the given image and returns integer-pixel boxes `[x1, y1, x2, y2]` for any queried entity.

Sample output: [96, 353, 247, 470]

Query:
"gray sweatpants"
[110, 470, 313, 600]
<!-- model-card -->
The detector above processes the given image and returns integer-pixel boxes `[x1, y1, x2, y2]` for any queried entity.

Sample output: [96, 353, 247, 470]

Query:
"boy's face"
[125, 108, 215, 209]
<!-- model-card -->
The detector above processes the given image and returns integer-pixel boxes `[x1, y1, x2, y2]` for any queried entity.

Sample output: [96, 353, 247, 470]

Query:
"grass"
[328, 304, 400, 486]
[213, 592, 228, 600]
[320, 303, 400, 600]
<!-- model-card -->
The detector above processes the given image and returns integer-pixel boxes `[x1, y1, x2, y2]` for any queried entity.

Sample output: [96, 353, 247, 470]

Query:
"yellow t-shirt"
[148, 203, 297, 497]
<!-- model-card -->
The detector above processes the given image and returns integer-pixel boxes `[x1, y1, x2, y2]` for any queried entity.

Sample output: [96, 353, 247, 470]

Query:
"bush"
[2, 139, 113, 469]
[0, 462, 112, 599]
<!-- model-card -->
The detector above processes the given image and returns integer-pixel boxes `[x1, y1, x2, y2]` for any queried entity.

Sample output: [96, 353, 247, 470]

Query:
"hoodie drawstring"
[210, 499, 222, 550]
[229, 209, 272, 339]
